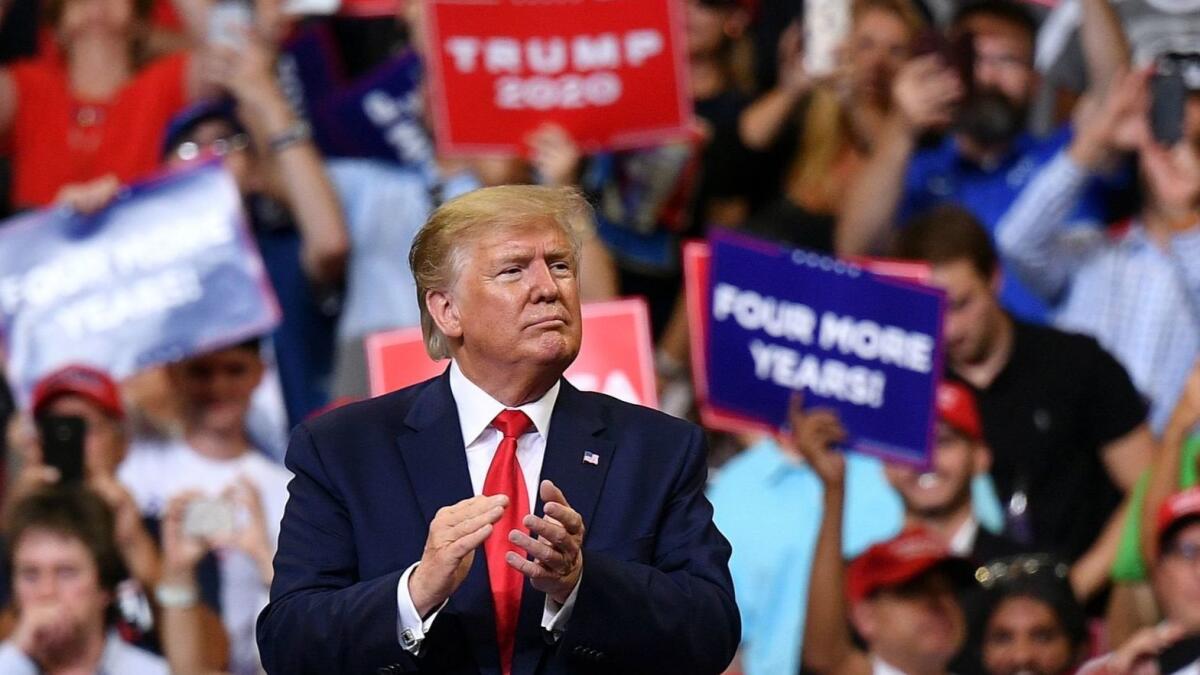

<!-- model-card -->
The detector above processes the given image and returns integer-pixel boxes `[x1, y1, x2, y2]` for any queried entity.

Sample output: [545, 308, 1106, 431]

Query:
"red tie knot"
[492, 409, 534, 440]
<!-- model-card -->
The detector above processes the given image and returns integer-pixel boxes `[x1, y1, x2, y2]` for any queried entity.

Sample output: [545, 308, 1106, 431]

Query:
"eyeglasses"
[1163, 541, 1200, 565]
[974, 554, 1070, 590]
[173, 133, 250, 162]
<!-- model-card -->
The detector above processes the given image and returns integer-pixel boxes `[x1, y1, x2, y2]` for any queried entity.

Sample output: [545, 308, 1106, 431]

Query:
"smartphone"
[183, 498, 237, 540]
[208, 0, 254, 50]
[1158, 633, 1200, 675]
[803, 0, 850, 77]
[37, 415, 85, 484]
[1151, 54, 1187, 147]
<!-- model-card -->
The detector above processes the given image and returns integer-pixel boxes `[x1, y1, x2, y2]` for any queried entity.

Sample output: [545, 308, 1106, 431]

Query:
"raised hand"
[1070, 67, 1152, 170]
[526, 124, 583, 188]
[11, 600, 85, 670]
[786, 393, 847, 487]
[891, 55, 964, 134]
[507, 480, 584, 605]
[409, 494, 509, 616]
[53, 174, 122, 215]
[161, 490, 212, 581]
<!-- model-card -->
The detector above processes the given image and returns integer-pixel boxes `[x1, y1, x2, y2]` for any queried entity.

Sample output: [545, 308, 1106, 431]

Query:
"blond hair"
[409, 185, 591, 360]
[791, 0, 925, 212]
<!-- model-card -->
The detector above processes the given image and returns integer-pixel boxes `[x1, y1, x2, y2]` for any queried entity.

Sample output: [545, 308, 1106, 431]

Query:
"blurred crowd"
[0, 0, 1198, 672]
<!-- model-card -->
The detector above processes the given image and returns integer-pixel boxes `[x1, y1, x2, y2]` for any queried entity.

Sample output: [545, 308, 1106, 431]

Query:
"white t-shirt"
[118, 438, 292, 675]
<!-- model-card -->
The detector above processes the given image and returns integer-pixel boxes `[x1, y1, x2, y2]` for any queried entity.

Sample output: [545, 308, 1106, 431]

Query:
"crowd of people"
[0, 0, 1198, 672]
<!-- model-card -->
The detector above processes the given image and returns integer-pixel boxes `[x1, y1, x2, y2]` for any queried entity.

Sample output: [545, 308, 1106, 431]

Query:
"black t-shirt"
[960, 320, 1147, 563]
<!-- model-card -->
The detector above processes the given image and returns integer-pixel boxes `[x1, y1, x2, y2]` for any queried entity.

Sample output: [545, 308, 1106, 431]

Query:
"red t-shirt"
[5, 52, 190, 208]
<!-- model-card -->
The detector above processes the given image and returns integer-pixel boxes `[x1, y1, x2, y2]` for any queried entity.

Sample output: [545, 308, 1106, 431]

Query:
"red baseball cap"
[937, 380, 983, 442]
[31, 365, 125, 420]
[846, 528, 974, 605]
[1156, 487, 1200, 552]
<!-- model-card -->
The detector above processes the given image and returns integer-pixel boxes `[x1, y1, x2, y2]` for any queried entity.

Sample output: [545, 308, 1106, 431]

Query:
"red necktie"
[483, 409, 533, 675]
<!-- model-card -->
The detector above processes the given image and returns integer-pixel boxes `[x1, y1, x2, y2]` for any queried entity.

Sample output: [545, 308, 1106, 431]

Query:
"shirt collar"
[948, 515, 980, 556]
[448, 360, 560, 447]
[872, 656, 913, 675]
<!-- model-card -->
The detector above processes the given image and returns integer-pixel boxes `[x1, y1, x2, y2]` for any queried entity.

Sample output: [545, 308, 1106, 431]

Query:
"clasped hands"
[409, 480, 585, 617]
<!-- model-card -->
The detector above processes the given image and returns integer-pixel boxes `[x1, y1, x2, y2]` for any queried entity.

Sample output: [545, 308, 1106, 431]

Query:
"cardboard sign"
[688, 233, 944, 466]
[0, 163, 280, 404]
[366, 298, 659, 408]
[423, 0, 693, 155]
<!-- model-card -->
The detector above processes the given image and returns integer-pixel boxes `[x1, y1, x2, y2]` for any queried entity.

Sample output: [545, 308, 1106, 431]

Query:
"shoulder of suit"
[302, 376, 440, 436]
[573, 388, 701, 436]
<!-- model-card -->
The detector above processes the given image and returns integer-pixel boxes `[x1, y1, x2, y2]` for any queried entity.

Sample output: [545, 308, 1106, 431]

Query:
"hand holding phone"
[183, 498, 237, 540]
[37, 416, 85, 484]
[208, 0, 254, 50]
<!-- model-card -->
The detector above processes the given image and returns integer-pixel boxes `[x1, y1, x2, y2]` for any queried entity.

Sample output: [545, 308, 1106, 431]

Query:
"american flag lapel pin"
[582, 451, 600, 466]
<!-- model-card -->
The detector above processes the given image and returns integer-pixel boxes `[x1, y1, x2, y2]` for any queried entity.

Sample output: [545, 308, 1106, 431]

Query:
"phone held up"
[37, 415, 86, 484]
[1151, 52, 1200, 147]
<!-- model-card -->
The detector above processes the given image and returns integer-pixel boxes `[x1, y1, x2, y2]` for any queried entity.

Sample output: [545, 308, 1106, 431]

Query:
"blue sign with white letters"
[706, 230, 945, 467]
[0, 163, 280, 404]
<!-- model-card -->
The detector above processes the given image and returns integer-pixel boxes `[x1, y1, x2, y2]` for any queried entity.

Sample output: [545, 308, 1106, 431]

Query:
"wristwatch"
[267, 120, 312, 154]
[154, 582, 198, 609]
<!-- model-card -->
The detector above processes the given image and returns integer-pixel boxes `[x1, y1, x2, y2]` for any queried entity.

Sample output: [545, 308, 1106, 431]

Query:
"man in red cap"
[9, 364, 158, 593]
[1151, 488, 1200, 638]
[24, 364, 128, 479]
[809, 525, 972, 675]
[1073, 487, 1200, 675]
[794, 380, 1022, 675]
[882, 379, 1025, 563]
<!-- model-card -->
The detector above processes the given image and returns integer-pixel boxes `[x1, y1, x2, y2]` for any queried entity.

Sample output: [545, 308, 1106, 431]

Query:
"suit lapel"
[395, 370, 500, 674]
[512, 381, 617, 675]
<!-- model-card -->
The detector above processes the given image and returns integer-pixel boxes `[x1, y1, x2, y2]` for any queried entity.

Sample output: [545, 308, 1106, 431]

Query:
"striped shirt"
[997, 151, 1200, 432]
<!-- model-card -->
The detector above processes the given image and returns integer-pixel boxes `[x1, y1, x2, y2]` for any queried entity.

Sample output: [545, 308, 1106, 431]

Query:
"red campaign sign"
[365, 298, 659, 408]
[683, 241, 931, 437]
[423, 0, 693, 155]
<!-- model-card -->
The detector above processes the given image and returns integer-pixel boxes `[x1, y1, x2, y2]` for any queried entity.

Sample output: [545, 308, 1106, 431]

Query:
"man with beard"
[892, 206, 1155, 600]
[836, 0, 1128, 323]
[882, 381, 1024, 562]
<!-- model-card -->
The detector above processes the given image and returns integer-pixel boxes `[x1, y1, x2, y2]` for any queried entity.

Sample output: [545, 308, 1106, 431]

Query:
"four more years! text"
[712, 283, 935, 409]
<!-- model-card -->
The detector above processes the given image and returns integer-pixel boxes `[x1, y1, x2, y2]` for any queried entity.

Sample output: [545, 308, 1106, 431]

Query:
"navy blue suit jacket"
[256, 372, 739, 674]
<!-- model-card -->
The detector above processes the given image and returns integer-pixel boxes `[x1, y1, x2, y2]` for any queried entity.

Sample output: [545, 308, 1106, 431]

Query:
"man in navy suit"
[256, 185, 739, 674]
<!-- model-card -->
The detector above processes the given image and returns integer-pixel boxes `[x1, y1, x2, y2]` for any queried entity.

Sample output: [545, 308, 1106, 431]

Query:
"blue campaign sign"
[0, 163, 280, 404]
[314, 50, 435, 168]
[279, 25, 433, 169]
[706, 230, 945, 467]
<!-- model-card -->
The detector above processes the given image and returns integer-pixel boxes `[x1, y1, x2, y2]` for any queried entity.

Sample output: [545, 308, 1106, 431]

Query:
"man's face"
[956, 17, 1036, 145]
[931, 260, 1003, 367]
[170, 347, 264, 436]
[13, 530, 109, 631]
[1154, 521, 1200, 631]
[42, 395, 125, 478]
[855, 570, 967, 669]
[886, 422, 983, 518]
[432, 220, 582, 381]
[982, 595, 1076, 675]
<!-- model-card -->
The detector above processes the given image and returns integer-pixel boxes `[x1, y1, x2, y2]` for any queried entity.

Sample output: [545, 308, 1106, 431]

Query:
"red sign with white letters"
[366, 298, 659, 408]
[423, 0, 693, 155]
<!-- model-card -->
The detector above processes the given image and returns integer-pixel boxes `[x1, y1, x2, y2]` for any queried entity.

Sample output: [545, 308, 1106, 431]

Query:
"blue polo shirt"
[897, 125, 1115, 323]
[709, 442, 904, 675]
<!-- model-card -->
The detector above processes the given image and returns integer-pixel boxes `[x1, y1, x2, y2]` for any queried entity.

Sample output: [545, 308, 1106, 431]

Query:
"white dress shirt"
[395, 361, 581, 653]
[948, 516, 980, 557]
